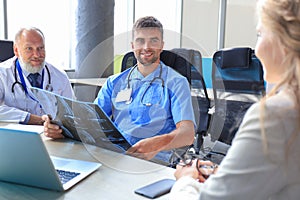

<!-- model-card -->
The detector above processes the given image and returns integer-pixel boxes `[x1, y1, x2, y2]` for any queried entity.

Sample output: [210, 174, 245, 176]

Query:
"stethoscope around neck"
[11, 59, 53, 114]
[126, 63, 165, 106]
[11, 59, 53, 94]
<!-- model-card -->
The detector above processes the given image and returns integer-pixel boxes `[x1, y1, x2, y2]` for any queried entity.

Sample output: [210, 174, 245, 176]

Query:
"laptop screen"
[0, 127, 101, 191]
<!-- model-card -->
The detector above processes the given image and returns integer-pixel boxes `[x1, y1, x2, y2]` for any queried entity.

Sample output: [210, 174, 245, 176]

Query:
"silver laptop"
[0, 127, 101, 191]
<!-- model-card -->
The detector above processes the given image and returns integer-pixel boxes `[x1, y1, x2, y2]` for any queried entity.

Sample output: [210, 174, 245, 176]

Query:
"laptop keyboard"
[56, 169, 80, 184]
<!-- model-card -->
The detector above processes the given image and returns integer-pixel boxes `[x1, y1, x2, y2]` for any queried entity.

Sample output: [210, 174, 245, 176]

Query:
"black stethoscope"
[126, 63, 165, 106]
[11, 59, 53, 95]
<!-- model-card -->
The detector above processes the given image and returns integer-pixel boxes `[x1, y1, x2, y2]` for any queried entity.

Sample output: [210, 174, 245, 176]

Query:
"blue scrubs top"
[94, 61, 196, 163]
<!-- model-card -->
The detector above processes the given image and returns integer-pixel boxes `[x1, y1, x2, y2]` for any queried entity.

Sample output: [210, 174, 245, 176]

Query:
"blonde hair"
[257, 0, 300, 153]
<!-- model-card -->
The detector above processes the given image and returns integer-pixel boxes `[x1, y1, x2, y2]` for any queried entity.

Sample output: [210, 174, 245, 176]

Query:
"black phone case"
[134, 179, 175, 199]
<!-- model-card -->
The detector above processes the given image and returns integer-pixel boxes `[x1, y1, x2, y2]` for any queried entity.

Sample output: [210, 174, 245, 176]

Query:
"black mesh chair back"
[210, 47, 265, 145]
[0, 40, 14, 62]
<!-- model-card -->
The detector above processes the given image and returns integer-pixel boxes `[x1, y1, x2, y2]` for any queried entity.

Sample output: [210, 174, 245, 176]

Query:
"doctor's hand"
[126, 137, 161, 160]
[42, 115, 65, 139]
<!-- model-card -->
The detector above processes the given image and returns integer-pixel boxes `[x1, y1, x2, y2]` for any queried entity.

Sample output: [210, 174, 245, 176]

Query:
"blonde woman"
[170, 0, 300, 199]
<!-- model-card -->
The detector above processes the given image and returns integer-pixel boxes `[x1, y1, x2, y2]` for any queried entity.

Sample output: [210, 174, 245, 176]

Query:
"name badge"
[115, 88, 132, 103]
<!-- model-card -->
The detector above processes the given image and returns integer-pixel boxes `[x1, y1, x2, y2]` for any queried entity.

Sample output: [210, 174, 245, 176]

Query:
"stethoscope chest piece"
[45, 84, 53, 92]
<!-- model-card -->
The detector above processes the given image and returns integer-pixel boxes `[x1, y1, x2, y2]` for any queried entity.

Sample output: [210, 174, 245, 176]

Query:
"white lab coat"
[0, 57, 74, 123]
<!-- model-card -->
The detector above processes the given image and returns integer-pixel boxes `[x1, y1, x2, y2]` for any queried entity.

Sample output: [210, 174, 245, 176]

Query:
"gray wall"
[182, 0, 256, 57]
[73, 0, 114, 102]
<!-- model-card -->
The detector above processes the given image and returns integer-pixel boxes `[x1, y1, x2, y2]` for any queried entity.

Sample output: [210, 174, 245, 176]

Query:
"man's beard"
[136, 54, 158, 66]
[19, 57, 44, 73]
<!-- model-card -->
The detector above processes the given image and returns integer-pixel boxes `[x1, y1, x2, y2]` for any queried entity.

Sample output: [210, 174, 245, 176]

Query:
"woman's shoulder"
[240, 89, 299, 162]
[248, 90, 296, 117]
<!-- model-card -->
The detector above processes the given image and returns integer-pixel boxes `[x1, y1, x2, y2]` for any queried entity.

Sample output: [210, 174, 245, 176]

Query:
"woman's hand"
[174, 159, 218, 183]
[196, 159, 218, 182]
[174, 159, 199, 180]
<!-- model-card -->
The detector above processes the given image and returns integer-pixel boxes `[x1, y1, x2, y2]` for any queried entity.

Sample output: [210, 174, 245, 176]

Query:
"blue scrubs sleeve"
[94, 77, 113, 116]
[170, 77, 196, 126]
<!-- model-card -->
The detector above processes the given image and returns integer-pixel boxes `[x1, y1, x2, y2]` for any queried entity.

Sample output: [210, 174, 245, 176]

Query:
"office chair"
[0, 40, 14, 62]
[121, 48, 211, 154]
[209, 47, 265, 146]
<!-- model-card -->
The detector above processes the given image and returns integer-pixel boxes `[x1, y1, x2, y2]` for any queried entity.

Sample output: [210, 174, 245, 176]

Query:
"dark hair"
[132, 16, 163, 39]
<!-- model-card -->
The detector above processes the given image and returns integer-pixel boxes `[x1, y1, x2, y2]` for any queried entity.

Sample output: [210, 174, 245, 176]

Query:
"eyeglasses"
[172, 150, 194, 166]
[195, 159, 218, 178]
[172, 150, 218, 177]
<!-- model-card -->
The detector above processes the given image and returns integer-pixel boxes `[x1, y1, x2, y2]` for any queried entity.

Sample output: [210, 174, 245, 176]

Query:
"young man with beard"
[0, 27, 73, 125]
[43, 16, 195, 164]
